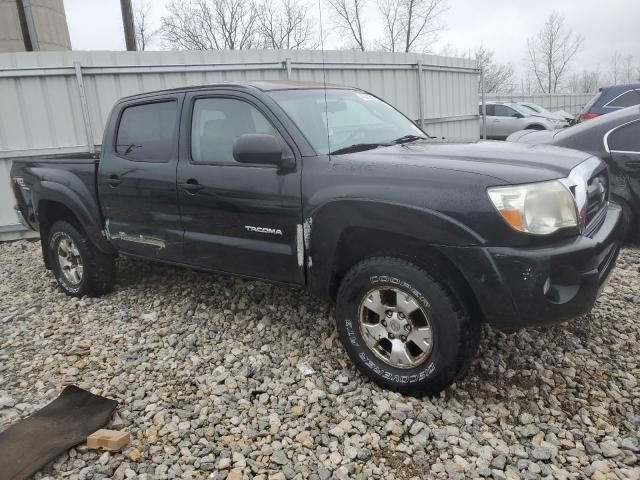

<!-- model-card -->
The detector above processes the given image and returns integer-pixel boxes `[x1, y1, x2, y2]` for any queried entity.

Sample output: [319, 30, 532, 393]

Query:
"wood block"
[86, 429, 130, 451]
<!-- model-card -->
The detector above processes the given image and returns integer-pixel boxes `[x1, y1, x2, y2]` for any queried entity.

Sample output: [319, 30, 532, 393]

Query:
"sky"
[63, 0, 639, 86]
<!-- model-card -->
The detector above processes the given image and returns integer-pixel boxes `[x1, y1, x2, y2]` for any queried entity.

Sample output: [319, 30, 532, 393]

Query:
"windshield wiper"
[329, 142, 391, 155]
[392, 134, 427, 144]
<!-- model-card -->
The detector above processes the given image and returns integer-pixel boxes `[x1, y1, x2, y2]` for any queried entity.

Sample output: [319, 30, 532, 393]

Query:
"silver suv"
[479, 102, 567, 140]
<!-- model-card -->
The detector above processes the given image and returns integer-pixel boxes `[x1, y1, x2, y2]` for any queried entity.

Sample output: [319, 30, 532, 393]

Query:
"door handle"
[179, 179, 204, 194]
[106, 174, 122, 187]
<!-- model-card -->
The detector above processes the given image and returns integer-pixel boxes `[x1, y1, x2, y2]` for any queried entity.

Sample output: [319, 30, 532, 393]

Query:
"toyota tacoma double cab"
[11, 81, 621, 395]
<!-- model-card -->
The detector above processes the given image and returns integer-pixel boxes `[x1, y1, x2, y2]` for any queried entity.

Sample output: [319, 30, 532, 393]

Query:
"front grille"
[585, 168, 609, 228]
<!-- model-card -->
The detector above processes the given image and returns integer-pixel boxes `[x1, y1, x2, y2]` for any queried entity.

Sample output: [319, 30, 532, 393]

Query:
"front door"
[98, 95, 184, 260]
[176, 91, 304, 285]
[492, 105, 525, 138]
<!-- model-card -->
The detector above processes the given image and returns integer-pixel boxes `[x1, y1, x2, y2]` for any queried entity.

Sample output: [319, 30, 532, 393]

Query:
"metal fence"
[486, 93, 594, 115]
[0, 49, 480, 240]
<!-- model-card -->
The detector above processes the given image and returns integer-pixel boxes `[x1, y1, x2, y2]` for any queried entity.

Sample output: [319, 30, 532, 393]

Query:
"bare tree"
[326, 0, 368, 51]
[621, 54, 637, 84]
[377, 0, 445, 52]
[567, 69, 601, 94]
[526, 11, 582, 93]
[134, 0, 159, 51]
[162, 0, 259, 50]
[257, 0, 318, 49]
[475, 45, 515, 93]
[609, 52, 621, 85]
[377, 0, 402, 52]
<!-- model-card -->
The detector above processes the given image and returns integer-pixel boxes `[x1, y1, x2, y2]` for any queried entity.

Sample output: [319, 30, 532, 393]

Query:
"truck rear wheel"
[47, 220, 116, 297]
[335, 257, 479, 396]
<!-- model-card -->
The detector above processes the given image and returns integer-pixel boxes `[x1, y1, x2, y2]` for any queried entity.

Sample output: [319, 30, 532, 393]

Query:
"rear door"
[481, 105, 498, 138]
[176, 89, 304, 285]
[98, 94, 184, 260]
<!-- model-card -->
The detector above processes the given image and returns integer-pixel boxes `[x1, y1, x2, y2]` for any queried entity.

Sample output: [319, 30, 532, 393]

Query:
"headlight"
[487, 180, 578, 235]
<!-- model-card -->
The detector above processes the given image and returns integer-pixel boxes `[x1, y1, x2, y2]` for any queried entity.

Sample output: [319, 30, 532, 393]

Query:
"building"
[0, 0, 71, 52]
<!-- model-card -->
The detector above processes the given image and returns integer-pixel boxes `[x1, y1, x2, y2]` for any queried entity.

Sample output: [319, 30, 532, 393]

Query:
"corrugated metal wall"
[486, 93, 595, 115]
[0, 50, 479, 240]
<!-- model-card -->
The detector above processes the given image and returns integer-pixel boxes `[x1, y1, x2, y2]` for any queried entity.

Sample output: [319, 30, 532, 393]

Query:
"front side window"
[609, 121, 640, 152]
[268, 89, 426, 155]
[606, 90, 640, 109]
[493, 105, 517, 117]
[191, 98, 279, 164]
[116, 101, 178, 162]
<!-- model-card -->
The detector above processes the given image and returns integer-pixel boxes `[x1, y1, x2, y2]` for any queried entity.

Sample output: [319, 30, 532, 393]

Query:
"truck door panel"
[177, 92, 303, 285]
[98, 96, 184, 260]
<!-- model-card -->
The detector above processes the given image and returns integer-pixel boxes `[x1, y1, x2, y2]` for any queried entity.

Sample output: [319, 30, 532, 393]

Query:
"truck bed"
[11, 153, 102, 231]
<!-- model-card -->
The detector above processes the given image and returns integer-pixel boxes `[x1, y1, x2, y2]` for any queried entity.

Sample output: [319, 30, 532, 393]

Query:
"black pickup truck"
[11, 81, 621, 395]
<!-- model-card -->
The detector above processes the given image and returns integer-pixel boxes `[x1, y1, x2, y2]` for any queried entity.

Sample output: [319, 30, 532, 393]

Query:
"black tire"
[525, 124, 546, 130]
[335, 257, 480, 396]
[615, 197, 635, 243]
[47, 220, 116, 297]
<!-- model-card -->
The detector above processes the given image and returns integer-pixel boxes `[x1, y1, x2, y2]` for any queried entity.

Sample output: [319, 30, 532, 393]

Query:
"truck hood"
[340, 139, 592, 184]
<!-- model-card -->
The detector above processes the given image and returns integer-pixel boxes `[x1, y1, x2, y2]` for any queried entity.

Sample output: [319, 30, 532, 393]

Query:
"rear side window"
[479, 105, 494, 116]
[116, 101, 178, 162]
[606, 90, 640, 108]
[609, 121, 640, 152]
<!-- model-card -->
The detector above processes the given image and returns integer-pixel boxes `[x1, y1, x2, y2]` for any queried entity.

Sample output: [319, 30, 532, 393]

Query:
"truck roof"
[119, 80, 352, 101]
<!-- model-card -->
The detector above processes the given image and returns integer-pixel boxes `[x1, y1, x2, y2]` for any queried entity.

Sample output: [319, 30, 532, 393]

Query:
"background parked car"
[518, 101, 575, 125]
[577, 83, 640, 122]
[507, 105, 640, 240]
[479, 102, 567, 140]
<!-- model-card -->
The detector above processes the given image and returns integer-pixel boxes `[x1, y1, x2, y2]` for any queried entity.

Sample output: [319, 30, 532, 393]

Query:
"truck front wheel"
[335, 257, 479, 395]
[47, 220, 116, 297]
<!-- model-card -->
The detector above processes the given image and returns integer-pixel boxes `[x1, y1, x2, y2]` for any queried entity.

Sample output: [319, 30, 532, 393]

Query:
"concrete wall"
[0, 0, 71, 53]
[0, 1, 25, 52]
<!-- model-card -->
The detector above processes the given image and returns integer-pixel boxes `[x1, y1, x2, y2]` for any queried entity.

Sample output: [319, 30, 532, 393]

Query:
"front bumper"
[442, 203, 622, 330]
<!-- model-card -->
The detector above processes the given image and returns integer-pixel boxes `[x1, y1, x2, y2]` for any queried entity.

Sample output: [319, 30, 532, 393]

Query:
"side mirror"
[232, 133, 294, 169]
[513, 112, 524, 119]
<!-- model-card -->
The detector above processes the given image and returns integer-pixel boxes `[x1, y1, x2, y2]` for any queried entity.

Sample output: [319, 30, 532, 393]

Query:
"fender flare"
[31, 177, 114, 253]
[305, 199, 484, 299]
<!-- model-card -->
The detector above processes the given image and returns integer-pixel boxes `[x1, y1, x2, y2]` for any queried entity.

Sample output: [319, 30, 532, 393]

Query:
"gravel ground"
[1, 240, 639, 480]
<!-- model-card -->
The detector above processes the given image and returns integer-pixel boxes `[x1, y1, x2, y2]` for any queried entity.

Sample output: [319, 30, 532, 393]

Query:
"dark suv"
[578, 84, 640, 122]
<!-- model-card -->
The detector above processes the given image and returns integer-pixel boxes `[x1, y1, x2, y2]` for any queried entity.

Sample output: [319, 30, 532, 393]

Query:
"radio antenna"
[318, 0, 331, 155]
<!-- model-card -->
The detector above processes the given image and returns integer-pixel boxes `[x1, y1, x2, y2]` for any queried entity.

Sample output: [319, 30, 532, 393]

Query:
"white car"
[479, 102, 567, 140]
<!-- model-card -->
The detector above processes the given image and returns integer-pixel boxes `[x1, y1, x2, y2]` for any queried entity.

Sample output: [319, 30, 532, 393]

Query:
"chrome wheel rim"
[357, 287, 433, 369]
[57, 235, 83, 285]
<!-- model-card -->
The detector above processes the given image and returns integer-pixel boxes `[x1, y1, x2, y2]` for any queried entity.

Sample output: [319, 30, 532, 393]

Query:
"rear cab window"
[116, 101, 179, 162]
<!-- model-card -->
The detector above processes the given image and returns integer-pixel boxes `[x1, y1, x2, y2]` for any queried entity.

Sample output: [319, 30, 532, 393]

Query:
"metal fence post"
[285, 57, 292, 80]
[417, 60, 425, 128]
[480, 68, 487, 140]
[73, 62, 95, 154]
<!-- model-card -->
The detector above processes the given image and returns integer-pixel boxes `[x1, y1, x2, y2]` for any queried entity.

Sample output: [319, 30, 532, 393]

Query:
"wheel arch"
[33, 181, 114, 256]
[326, 227, 485, 323]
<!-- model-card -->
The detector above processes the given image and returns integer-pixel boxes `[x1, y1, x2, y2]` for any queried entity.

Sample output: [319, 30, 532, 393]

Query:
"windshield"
[520, 104, 541, 114]
[268, 89, 426, 155]
[510, 104, 535, 116]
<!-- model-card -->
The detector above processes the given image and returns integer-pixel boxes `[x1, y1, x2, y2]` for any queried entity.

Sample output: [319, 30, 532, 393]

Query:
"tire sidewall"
[48, 225, 88, 297]
[336, 260, 461, 391]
